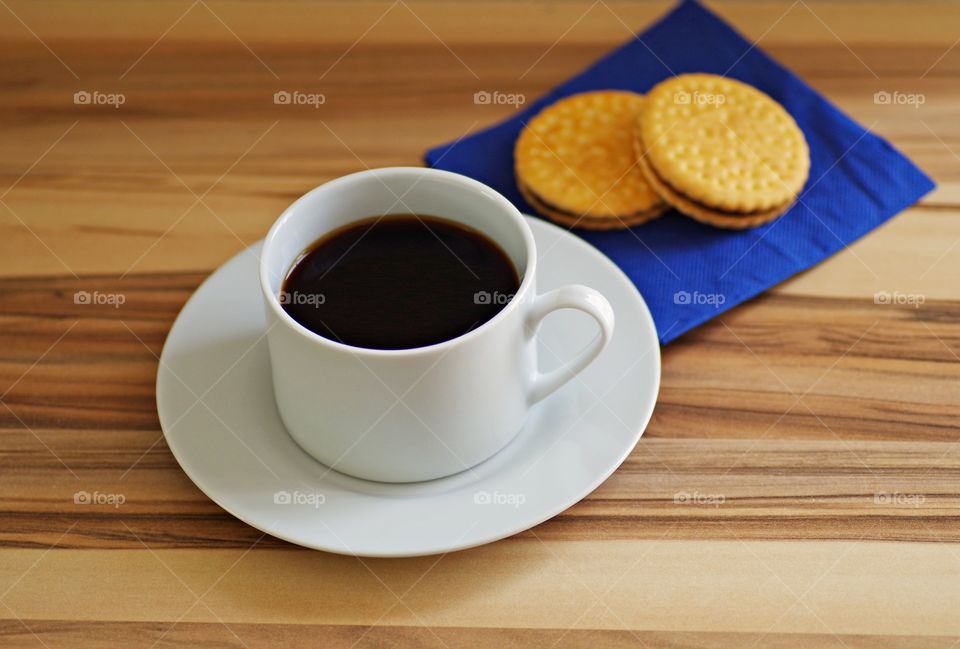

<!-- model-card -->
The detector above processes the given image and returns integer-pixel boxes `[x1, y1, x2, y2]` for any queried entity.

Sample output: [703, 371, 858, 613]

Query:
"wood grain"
[1, 1, 959, 646]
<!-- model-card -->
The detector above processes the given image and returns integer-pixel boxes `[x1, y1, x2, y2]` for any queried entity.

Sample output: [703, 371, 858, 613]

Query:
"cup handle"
[525, 285, 615, 404]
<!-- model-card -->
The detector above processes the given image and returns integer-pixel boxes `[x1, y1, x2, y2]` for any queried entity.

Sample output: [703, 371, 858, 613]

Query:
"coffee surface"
[281, 215, 520, 350]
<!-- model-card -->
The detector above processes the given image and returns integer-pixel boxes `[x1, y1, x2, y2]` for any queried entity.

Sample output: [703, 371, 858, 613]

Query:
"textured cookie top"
[639, 74, 810, 212]
[515, 91, 663, 218]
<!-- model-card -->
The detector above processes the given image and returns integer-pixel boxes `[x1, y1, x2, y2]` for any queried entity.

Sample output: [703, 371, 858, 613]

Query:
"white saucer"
[156, 216, 660, 557]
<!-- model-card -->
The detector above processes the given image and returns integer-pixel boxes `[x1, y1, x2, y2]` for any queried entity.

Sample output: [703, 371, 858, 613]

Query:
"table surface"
[2, 1, 959, 646]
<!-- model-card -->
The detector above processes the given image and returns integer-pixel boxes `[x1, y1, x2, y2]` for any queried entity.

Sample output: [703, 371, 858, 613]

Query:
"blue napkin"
[425, 0, 934, 344]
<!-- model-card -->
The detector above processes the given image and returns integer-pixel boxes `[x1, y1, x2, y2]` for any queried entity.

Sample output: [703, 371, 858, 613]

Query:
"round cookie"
[515, 91, 664, 226]
[633, 142, 789, 229]
[639, 74, 809, 214]
[518, 180, 666, 230]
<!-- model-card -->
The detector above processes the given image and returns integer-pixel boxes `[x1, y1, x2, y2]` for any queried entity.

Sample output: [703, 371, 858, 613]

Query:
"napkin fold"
[425, 0, 934, 344]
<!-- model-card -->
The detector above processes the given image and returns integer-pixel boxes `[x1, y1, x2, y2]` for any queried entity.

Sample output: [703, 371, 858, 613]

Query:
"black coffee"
[280, 215, 520, 350]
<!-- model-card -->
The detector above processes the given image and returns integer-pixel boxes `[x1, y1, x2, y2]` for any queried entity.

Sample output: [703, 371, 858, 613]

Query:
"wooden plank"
[4, 436, 960, 548]
[2, 541, 960, 636]
[2, 1, 960, 46]
[4, 437, 960, 548]
[1, 621, 958, 649]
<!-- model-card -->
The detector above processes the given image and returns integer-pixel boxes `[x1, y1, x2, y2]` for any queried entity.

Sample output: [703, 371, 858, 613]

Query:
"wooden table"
[2, 1, 958, 646]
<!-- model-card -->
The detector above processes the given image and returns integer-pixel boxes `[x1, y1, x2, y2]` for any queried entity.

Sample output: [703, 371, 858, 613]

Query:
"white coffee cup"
[260, 167, 614, 482]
